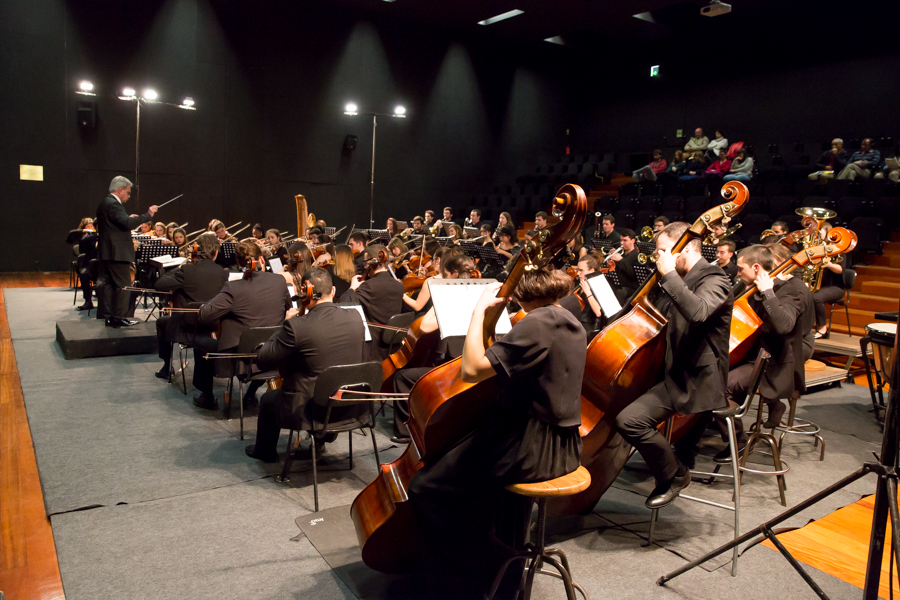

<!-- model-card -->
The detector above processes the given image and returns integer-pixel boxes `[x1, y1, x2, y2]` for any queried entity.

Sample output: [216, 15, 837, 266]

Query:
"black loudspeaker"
[343, 134, 358, 152]
[77, 100, 96, 128]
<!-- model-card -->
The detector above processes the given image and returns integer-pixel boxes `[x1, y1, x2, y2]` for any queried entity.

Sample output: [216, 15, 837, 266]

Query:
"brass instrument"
[794, 207, 838, 292]
[637, 252, 659, 265]
[703, 223, 742, 245]
[760, 228, 776, 238]
[639, 226, 654, 242]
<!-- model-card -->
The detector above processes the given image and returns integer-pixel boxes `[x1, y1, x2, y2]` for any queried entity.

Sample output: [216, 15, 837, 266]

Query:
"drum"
[866, 323, 897, 383]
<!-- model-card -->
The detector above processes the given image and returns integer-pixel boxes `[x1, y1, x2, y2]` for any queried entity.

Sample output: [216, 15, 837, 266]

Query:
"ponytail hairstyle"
[235, 240, 263, 279]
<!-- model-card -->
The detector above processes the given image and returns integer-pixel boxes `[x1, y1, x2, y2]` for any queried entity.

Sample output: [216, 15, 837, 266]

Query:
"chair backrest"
[237, 326, 281, 353]
[735, 349, 771, 417]
[379, 312, 416, 347]
[311, 362, 383, 409]
[843, 267, 857, 290]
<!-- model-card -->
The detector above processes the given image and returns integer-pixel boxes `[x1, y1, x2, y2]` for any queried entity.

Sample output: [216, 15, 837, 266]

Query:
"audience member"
[809, 138, 849, 181]
[659, 150, 686, 180]
[723, 148, 754, 183]
[702, 149, 732, 179]
[684, 128, 709, 154]
[707, 130, 729, 160]
[837, 138, 881, 180]
[632, 149, 668, 182]
[874, 143, 900, 183]
[678, 152, 709, 181]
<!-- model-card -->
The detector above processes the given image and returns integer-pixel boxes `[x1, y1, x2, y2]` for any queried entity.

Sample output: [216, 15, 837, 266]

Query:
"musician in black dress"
[610, 227, 639, 304]
[408, 267, 585, 598]
[245, 268, 365, 462]
[559, 255, 603, 338]
[614, 221, 732, 508]
[152, 234, 228, 379]
[812, 222, 849, 339]
[95, 176, 158, 327]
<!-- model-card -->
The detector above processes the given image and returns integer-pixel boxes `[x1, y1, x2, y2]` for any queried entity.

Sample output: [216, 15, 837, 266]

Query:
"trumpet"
[703, 223, 742, 246]
[639, 226, 655, 242]
[637, 252, 659, 265]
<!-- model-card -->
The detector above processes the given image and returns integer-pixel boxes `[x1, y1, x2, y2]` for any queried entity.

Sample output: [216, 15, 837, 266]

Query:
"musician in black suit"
[75, 227, 99, 311]
[193, 241, 291, 410]
[340, 244, 405, 360]
[614, 221, 733, 509]
[610, 227, 640, 304]
[152, 233, 228, 379]
[715, 239, 739, 284]
[245, 268, 365, 462]
[95, 176, 158, 327]
[348, 232, 368, 276]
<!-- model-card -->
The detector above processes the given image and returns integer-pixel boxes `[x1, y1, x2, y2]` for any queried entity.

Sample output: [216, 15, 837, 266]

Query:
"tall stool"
[775, 389, 825, 461]
[487, 466, 592, 600]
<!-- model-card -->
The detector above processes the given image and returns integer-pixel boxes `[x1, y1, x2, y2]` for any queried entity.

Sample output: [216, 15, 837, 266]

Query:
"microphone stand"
[658, 294, 900, 599]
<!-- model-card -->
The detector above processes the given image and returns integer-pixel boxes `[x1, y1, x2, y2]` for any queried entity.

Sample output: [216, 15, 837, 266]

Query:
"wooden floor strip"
[0, 274, 66, 600]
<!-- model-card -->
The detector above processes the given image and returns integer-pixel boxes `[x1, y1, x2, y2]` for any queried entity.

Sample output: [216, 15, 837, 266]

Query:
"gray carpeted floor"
[8, 287, 882, 599]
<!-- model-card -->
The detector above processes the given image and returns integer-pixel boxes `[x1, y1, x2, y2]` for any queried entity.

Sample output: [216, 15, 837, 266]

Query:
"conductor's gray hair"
[109, 176, 133, 192]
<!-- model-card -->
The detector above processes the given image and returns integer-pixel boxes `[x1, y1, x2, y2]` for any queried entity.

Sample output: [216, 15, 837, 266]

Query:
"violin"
[547, 181, 750, 516]
[360, 250, 389, 281]
[351, 184, 587, 573]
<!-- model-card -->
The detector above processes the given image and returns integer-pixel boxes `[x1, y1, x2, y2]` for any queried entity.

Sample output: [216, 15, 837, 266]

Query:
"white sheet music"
[151, 254, 187, 269]
[587, 274, 621, 316]
[228, 272, 243, 281]
[336, 304, 372, 342]
[268, 257, 283, 274]
[286, 285, 299, 310]
[429, 280, 512, 339]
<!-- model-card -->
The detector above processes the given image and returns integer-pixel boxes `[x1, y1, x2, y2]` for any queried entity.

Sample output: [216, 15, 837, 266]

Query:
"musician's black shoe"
[192, 392, 218, 410]
[645, 468, 691, 509]
[76, 303, 93, 311]
[244, 445, 278, 463]
[105, 317, 121, 328]
[390, 436, 411, 444]
[713, 439, 748, 464]
[763, 400, 787, 428]
[154, 365, 170, 380]
[118, 318, 140, 327]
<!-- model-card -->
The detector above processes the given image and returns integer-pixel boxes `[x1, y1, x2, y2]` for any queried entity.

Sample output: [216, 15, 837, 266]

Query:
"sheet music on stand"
[135, 240, 169, 264]
[132, 234, 152, 242]
[220, 241, 238, 261]
[463, 226, 480, 238]
[592, 239, 615, 254]
[429, 279, 512, 339]
[435, 236, 456, 248]
[396, 221, 408, 231]
[586, 273, 622, 316]
[366, 229, 391, 244]
[324, 227, 336, 236]
[637, 241, 656, 255]
[460, 242, 505, 268]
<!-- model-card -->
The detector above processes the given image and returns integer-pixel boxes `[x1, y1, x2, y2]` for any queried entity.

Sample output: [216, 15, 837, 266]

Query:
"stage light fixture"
[477, 9, 524, 26]
[544, 36, 565, 45]
[121, 87, 136, 99]
[79, 81, 94, 92]
[179, 97, 195, 109]
[393, 105, 406, 117]
[142, 88, 158, 101]
[344, 102, 359, 115]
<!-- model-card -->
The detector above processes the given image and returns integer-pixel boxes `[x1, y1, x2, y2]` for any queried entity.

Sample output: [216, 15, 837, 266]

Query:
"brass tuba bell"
[639, 226, 654, 242]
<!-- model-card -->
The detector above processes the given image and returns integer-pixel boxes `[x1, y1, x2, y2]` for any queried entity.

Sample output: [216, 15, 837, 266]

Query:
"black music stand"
[324, 227, 336, 236]
[700, 244, 718, 264]
[220, 241, 237, 261]
[435, 236, 456, 248]
[634, 263, 655, 286]
[637, 241, 656, 256]
[603, 269, 621, 288]
[658, 293, 900, 600]
[592, 239, 615, 254]
[134, 241, 171, 320]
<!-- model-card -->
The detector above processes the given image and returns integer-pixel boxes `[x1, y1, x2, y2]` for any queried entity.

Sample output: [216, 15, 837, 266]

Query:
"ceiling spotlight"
[344, 102, 358, 115]
[393, 105, 407, 117]
[143, 88, 158, 101]
[181, 97, 195, 108]
[477, 9, 524, 26]
[121, 87, 136, 98]
[79, 80, 94, 92]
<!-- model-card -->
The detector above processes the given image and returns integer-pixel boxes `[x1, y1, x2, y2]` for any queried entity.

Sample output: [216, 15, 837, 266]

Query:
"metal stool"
[740, 393, 790, 507]
[775, 390, 825, 461]
[647, 350, 771, 576]
[488, 466, 592, 600]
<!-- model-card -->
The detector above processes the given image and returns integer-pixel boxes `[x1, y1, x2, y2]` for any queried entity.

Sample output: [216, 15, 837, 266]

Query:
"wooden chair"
[486, 466, 592, 600]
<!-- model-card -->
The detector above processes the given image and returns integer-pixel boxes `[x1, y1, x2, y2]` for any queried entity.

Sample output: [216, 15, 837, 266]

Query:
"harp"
[295, 194, 317, 240]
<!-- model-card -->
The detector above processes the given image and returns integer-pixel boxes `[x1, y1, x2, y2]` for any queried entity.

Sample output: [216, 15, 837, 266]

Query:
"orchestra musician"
[559, 255, 603, 338]
[812, 222, 849, 339]
[401, 246, 458, 313]
[278, 242, 314, 288]
[348, 232, 368, 275]
[441, 206, 455, 226]
[312, 234, 334, 267]
[446, 223, 463, 241]
[96, 176, 158, 327]
[409, 215, 427, 235]
[244, 267, 366, 463]
[613, 221, 732, 509]
[152, 233, 228, 380]
[328, 244, 355, 298]
[171, 228, 187, 256]
[534, 211, 548, 230]
[494, 212, 515, 244]
[423, 209, 437, 228]
[251, 223, 264, 240]
[387, 237, 410, 279]
[166, 222, 179, 242]
[494, 226, 520, 263]
[686, 244, 810, 464]
[610, 228, 640, 304]
[211, 221, 237, 269]
[597, 214, 621, 244]
[193, 242, 292, 411]
[715, 239, 738, 283]
[306, 226, 323, 245]
[467, 208, 483, 229]
[264, 228, 289, 263]
[154, 222, 172, 243]
[407, 267, 585, 599]
[75, 220, 99, 312]
[340, 244, 405, 360]
[653, 216, 669, 231]
[138, 220, 153, 235]
[386, 218, 401, 237]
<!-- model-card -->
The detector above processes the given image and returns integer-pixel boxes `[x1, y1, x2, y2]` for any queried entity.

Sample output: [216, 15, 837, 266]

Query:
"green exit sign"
[650, 65, 660, 77]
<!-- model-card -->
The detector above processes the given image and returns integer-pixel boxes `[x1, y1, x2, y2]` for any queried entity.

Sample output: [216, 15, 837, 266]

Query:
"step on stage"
[55, 319, 157, 360]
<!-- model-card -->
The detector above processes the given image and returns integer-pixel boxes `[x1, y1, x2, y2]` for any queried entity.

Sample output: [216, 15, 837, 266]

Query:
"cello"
[729, 227, 857, 366]
[351, 183, 587, 573]
[548, 181, 750, 516]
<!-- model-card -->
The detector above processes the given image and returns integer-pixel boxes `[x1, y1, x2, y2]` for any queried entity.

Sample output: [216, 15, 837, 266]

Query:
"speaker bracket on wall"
[77, 99, 97, 129]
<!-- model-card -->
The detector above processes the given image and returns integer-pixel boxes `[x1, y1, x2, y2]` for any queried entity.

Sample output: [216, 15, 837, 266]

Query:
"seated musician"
[812, 222, 849, 339]
[715, 239, 738, 283]
[597, 214, 620, 244]
[171, 228, 187, 257]
[152, 233, 228, 380]
[494, 226, 520, 261]
[387, 236, 410, 279]
[210, 220, 236, 269]
[559, 255, 603, 338]
[340, 244, 405, 360]
[769, 244, 816, 363]
[653, 215, 669, 232]
[244, 267, 365, 463]
[446, 223, 464, 241]
[410, 215, 426, 235]
[408, 267, 585, 598]
[166, 222, 178, 242]
[263, 229, 289, 263]
[610, 228, 639, 305]
[386, 218, 401, 237]
[423, 209, 436, 228]
[402, 246, 458, 313]
[192, 241, 292, 411]
[348, 231, 368, 275]
[138, 220, 153, 235]
[251, 223, 264, 240]
[391, 254, 476, 442]
[329, 245, 354, 298]
[76, 222, 99, 312]
[553, 234, 588, 271]
[278, 242, 314, 288]
[614, 221, 732, 509]
[306, 226, 323, 245]
[312, 234, 334, 267]
[154, 222, 172, 243]
[682, 244, 809, 463]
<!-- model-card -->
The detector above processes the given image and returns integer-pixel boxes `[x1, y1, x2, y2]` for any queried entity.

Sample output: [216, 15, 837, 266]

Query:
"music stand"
[133, 240, 171, 320]
[592, 239, 616, 254]
[700, 244, 718, 264]
[634, 263, 655, 286]
[658, 293, 900, 600]
[435, 236, 456, 248]
[603, 269, 622, 288]
[325, 227, 336, 236]
[637, 241, 656, 256]
[366, 229, 391, 244]
[220, 241, 237, 262]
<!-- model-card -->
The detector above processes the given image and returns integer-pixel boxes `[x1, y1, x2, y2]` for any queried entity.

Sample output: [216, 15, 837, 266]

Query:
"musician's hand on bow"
[148, 205, 159, 216]
[474, 281, 505, 313]
[655, 247, 677, 275]
[350, 275, 363, 291]
[285, 307, 301, 320]
[754, 268, 774, 292]
[130, 214, 139, 218]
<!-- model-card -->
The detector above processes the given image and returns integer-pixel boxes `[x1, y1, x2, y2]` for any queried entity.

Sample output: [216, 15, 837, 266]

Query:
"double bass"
[351, 183, 588, 573]
[548, 181, 750, 516]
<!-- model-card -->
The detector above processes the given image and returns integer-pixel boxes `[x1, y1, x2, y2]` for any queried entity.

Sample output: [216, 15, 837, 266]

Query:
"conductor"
[96, 176, 159, 327]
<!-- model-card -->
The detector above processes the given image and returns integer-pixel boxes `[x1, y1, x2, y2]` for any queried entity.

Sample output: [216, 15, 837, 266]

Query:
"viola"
[360, 250, 389, 281]
[547, 181, 750, 516]
[351, 184, 588, 573]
